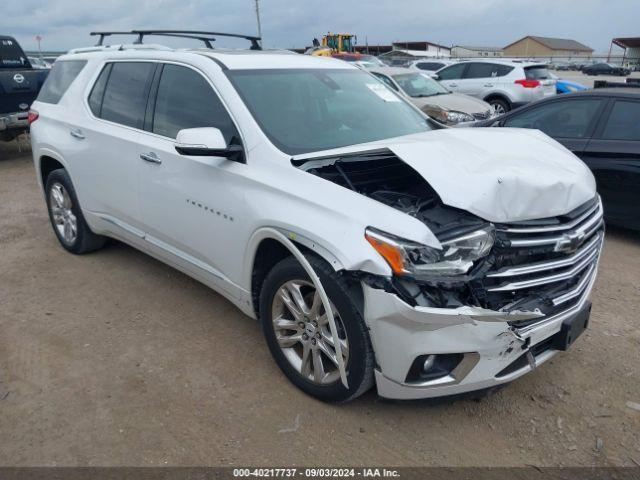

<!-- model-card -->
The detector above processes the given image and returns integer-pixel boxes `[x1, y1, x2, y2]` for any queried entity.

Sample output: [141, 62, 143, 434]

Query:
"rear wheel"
[488, 98, 510, 115]
[259, 255, 375, 402]
[45, 169, 107, 254]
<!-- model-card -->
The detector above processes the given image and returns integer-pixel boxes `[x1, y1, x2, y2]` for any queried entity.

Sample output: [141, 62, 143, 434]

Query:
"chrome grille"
[475, 197, 604, 326]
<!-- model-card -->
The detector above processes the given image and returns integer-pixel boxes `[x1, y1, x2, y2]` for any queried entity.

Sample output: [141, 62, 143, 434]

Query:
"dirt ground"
[0, 139, 639, 467]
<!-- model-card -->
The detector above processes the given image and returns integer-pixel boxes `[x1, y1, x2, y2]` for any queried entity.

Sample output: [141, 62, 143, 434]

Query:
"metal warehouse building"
[503, 35, 593, 57]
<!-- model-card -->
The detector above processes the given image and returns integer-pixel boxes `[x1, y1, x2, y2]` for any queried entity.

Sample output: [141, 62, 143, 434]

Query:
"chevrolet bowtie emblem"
[554, 231, 585, 253]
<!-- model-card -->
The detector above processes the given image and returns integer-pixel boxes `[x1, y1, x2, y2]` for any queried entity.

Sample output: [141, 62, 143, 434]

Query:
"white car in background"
[433, 60, 557, 114]
[29, 32, 601, 402]
[409, 59, 456, 73]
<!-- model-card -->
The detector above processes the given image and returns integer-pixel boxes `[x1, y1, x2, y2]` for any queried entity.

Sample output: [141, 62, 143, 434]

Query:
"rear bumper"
[0, 111, 28, 132]
[363, 262, 597, 400]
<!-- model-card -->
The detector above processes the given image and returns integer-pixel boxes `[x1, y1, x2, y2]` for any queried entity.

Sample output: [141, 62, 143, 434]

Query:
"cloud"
[2, 0, 638, 53]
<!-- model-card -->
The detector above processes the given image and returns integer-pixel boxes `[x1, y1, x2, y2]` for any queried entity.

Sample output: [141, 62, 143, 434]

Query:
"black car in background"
[0, 35, 49, 141]
[473, 89, 640, 231]
[582, 63, 631, 76]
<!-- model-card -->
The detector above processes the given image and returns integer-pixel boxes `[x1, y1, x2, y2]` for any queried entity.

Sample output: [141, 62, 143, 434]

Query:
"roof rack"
[90, 30, 262, 50]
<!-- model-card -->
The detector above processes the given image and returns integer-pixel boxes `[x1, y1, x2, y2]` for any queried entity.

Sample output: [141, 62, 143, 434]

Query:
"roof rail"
[90, 30, 262, 50]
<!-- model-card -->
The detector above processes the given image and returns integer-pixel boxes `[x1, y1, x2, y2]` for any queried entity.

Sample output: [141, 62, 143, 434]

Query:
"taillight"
[514, 79, 540, 88]
[28, 109, 39, 124]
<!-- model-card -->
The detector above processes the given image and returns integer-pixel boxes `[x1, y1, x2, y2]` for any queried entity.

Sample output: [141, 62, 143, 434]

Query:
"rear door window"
[465, 63, 502, 79]
[524, 66, 551, 80]
[99, 62, 155, 129]
[601, 100, 640, 141]
[436, 63, 466, 80]
[0, 38, 29, 69]
[37, 60, 88, 104]
[503, 98, 603, 138]
[151, 64, 237, 142]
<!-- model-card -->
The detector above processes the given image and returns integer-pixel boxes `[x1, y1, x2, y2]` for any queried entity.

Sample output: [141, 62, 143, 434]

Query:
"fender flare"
[245, 227, 349, 388]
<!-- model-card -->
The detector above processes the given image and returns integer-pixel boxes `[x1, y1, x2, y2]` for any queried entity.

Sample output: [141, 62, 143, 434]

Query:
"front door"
[136, 63, 246, 295]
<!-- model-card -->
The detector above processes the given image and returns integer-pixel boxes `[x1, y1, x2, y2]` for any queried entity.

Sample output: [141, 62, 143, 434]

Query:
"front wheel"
[259, 255, 375, 402]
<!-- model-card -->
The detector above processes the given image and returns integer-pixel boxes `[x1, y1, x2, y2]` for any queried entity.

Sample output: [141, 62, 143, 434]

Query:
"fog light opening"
[406, 353, 465, 384]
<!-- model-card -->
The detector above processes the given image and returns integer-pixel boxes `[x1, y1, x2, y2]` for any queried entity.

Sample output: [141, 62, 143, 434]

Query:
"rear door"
[459, 62, 503, 97]
[75, 61, 156, 235]
[435, 63, 467, 93]
[582, 98, 640, 228]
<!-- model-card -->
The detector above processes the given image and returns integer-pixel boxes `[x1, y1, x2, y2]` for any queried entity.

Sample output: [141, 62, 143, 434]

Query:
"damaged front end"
[294, 148, 604, 330]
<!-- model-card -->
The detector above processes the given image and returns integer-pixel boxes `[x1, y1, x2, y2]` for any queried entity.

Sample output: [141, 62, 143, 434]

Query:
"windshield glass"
[227, 69, 430, 155]
[392, 73, 449, 97]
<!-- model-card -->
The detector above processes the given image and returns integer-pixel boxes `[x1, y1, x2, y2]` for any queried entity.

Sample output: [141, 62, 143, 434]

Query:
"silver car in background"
[433, 60, 556, 114]
[369, 67, 493, 125]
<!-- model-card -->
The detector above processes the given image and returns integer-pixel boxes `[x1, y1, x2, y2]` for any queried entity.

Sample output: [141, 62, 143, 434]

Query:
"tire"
[488, 97, 510, 115]
[45, 168, 107, 254]
[259, 254, 375, 402]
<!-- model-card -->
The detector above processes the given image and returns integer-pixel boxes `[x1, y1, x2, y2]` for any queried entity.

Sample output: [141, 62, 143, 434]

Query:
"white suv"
[30, 34, 602, 402]
[434, 60, 556, 114]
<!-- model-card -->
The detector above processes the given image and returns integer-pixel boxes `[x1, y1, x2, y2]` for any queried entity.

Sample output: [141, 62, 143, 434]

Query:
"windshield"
[227, 69, 430, 155]
[392, 73, 449, 97]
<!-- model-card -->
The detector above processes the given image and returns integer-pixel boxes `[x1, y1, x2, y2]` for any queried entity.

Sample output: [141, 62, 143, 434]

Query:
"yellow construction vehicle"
[307, 32, 357, 56]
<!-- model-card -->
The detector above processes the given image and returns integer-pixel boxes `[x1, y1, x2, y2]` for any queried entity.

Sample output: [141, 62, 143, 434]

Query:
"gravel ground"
[0, 140, 639, 467]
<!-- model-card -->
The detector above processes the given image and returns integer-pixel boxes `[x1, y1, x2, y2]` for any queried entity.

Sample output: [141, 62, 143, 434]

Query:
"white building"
[451, 45, 503, 58]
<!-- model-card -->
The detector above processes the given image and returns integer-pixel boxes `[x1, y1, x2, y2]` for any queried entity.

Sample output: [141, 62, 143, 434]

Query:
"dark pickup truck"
[0, 35, 49, 141]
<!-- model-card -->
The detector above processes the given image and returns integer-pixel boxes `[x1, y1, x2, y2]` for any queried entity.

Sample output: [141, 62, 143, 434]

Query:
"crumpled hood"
[389, 128, 596, 222]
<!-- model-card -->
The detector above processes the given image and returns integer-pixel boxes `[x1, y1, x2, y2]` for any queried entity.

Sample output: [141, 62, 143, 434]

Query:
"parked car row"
[29, 31, 606, 403]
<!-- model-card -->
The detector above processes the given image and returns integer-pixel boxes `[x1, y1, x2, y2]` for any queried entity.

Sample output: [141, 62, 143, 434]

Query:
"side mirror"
[174, 127, 245, 163]
[430, 74, 440, 80]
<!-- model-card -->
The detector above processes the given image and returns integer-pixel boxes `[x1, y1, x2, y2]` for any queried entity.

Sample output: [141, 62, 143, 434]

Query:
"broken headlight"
[365, 226, 494, 277]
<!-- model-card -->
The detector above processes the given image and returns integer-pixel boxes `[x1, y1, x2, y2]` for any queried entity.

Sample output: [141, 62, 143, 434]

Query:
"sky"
[2, 0, 639, 53]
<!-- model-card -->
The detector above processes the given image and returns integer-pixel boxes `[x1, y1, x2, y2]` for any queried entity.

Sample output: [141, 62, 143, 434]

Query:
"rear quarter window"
[37, 60, 88, 104]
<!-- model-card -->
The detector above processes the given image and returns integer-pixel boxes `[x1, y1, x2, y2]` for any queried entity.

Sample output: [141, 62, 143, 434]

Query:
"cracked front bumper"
[362, 277, 595, 400]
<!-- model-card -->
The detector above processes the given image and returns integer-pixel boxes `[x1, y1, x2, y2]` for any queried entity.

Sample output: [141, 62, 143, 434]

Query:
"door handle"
[484, 83, 494, 87]
[140, 152, 162, 164]
[449, 83, 458, 87]
[69, 129, 85, 140]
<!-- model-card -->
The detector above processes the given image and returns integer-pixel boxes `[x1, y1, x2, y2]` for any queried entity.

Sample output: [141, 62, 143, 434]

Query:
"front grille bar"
[487, 248, 599, 292]
[487, 234, 601, 278]
[498, 199, 600, 234]
[552, 264, 596, 306]
[508, 212, 603, 248]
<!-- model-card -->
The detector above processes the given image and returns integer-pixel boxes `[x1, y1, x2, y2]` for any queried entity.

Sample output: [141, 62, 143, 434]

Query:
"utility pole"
[36, 35, 42, 58]
[254, 0, 262, 40]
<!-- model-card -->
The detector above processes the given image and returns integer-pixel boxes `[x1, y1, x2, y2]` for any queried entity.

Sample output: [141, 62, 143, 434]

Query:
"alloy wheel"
[49, 183, 77, 245]
[271, 279, 349, 385]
